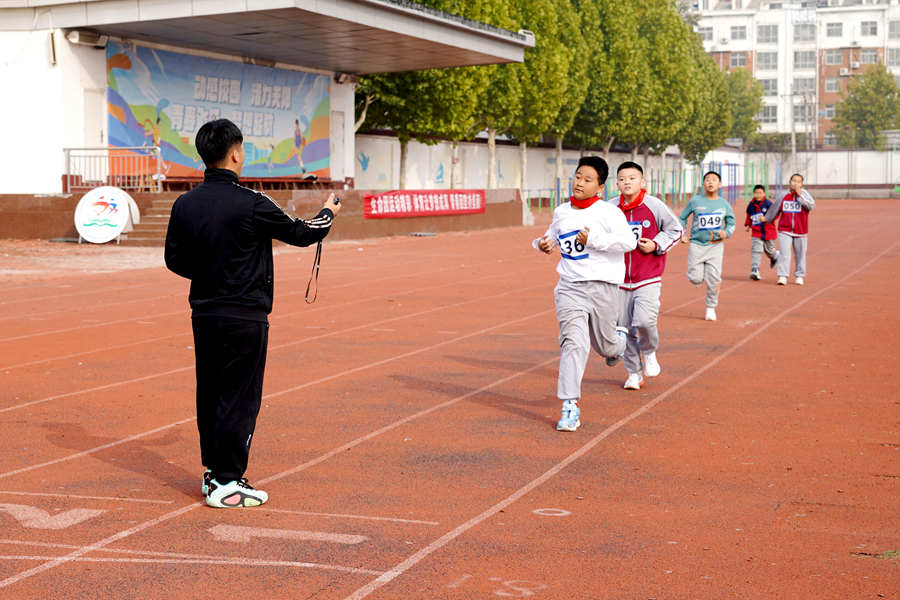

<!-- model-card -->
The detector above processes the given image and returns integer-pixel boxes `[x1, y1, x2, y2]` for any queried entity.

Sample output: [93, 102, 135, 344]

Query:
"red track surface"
[0, 200, 897, 599]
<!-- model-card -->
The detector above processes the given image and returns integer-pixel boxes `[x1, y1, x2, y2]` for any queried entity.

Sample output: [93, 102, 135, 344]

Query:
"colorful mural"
[107, 42, 331, 179]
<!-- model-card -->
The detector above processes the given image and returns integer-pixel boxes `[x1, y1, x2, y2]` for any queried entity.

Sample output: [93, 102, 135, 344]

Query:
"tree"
[545, 0, 590, 181]
[675, 43, 731, 165]
[569, 0, 649, 160]
[725, 67, 764, 141]
[508, 0, 577, 196]
[832, 62, 900, 149]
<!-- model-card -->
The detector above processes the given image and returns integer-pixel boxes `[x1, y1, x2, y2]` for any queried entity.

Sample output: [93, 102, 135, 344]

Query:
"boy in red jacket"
[763, 174, 815, 285]
[744, 184, 779, 280]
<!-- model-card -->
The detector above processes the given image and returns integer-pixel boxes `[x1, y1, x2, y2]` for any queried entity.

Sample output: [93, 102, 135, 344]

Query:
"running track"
[0, 200, 897, 599]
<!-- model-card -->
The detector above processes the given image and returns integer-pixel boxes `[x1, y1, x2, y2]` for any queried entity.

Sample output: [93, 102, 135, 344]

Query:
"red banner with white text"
[363, 190, 486, 219]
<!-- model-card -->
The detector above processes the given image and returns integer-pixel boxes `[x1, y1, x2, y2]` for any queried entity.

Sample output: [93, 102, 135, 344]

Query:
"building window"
[698, 27, 713, 42]
[793, 104, 814, 123]
[825, 104, 835, 119]
[769, 3, 782, 8]
[759, 79, 777, 96]
[861, 21, 877, 36]
[794, 23, 815, 42]
[860, 49, 878, 64]
[824, 132, 838, 146]
[732, 26, 747, 40]
[895, 74, 900, 87]
[730, 52, 747, 68]
[757, 51, 778, 70]
[890, 21, 900, 40]
[758, 106, 778, 123]
[825, 50, 843, 65]
[793, 78, 815, 93]
[794, 51, 816, 69]
[825, 77, 841, 93]
[889, 48, 900, 66]
[826, 23, 842, 37]
[758, 24, 778, 43]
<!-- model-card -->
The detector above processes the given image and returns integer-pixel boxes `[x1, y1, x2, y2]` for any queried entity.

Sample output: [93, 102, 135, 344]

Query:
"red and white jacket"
[765, 189, 815, 237]
[608, 191, 684, 290]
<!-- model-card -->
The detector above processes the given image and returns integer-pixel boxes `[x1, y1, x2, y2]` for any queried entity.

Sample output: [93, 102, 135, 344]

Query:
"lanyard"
[305, 240, 322, 304]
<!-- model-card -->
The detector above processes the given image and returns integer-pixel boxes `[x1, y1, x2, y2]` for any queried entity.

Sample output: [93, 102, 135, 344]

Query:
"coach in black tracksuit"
[164, 119, 340, 508]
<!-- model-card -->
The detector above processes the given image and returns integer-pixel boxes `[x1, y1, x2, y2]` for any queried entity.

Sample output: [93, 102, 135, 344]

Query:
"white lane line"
[0, 354, 558, 589]
[0, 283, 158, 307]
[0, 333, 191, 372]
[0, 491, 174, 504]
[260, 508, 439, 525]
[339, 238, 900, 600]
[0, 293, 180, 323]
[0, 554, 382, 575]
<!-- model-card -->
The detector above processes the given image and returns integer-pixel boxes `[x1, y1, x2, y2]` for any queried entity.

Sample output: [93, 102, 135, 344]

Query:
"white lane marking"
[260, 508, 438, 525]
[0, 353, 558, 588]
[0, 504, 106, 530]
[339, 239, 900, 600]
[209, 525, 366, 545]
[0, 490, 173, 504]
[0, 333, 190, 372]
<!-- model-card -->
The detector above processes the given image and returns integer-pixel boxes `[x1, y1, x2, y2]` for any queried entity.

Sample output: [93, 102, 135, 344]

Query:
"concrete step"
[126, 228, 166, 239]
[120, 237, 165, 247]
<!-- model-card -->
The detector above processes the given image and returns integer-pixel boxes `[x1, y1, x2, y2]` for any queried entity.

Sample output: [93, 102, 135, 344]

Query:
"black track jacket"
[164, 169, 334, 322]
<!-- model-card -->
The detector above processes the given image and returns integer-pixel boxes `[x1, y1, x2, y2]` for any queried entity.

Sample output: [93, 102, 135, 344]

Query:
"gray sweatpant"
[687, 242, 724, 308]
[751, 237, 777, 272]
[555, 278, 625, 401]
[617, 283, 661, 375]
[777, 232, 808, 278]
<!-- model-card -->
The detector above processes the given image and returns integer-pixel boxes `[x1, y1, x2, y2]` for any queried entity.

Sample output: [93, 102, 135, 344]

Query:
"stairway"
[120, 195, 177, 247]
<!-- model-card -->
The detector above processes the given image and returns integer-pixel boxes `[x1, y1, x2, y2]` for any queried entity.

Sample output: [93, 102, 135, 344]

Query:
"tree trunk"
[602, 136, 615, 162]
[519, 141, 527, 191]
[399, 141, 408, 190]
[643, 145, 650, 168]
[487, 128, 497, 189]
[631, 144, 639, 161]
[555, 137, 564, 181]
[661, 150, 667, 202]
[450, 142, 459, 190]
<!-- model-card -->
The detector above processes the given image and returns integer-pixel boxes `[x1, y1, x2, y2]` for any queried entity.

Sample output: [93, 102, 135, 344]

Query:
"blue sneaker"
[605, 327, 628, 366]
[556, 400, 581, 432]
[201, 469, 212, 496]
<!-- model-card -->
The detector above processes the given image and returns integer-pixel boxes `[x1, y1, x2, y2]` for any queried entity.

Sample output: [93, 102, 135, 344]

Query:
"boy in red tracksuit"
[607, 162, 684, 391]
[763, 173, 815, 286]
[744, 184, 779, 280]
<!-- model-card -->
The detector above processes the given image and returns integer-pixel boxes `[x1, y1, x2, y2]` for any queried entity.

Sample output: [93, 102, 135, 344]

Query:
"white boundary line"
[259, 508, 439, 525]
[0, 491, 173, 504]
[339, 239, 900, 600]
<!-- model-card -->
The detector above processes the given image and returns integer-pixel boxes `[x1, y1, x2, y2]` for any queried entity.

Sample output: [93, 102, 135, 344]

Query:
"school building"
[695, 0, 900, 147]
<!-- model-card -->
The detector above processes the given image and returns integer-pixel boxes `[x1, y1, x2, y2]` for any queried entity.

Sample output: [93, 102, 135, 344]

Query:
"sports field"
[0, 199, 897, 599]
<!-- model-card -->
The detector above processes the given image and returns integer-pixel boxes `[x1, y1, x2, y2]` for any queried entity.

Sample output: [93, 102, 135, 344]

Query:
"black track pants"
[192, 316, 268, 484]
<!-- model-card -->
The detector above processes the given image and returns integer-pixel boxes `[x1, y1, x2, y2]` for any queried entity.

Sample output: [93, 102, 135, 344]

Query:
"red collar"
[570, 195, 602, 209]
[619, 189, 646, 211]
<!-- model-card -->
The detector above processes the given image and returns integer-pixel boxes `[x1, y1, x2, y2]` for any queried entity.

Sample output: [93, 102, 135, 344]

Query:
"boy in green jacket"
[679, 171, 735, 322]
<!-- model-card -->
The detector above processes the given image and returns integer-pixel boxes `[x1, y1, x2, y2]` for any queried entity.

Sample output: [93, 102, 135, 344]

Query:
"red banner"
[363, 190, 486, 219]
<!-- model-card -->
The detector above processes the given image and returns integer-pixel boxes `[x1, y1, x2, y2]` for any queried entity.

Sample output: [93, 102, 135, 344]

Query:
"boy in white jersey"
[535, 156, 637, 432]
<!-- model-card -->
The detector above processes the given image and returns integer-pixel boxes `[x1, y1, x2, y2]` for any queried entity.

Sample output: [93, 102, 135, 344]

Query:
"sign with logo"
[363, 190, 485, 219]
[74, 187, 133, 243]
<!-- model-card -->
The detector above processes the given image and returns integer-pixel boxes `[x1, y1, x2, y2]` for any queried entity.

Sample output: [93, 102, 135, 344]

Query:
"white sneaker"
[643, 352, 660, 377]
[705, 308, 716, 321]
[206, 478, 268, 508]
[795, 277, 804, 285]
[623, 372, 643, 390]
[749, 270, 761, 280]
[777, 277, 787, 285]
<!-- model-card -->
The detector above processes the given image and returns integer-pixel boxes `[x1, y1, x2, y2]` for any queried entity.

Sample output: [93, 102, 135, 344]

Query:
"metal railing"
[63, 146, 162, 193]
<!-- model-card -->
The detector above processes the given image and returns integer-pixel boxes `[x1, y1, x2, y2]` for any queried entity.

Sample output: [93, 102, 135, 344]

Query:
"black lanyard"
[305, 240, 322, 304]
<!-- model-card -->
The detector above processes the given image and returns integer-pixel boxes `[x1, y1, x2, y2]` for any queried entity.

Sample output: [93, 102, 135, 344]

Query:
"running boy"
[608, 162, 683, 391]
[535, 156, 637, 431]
[744, 184, 779, 280]
[763, 173, 815, 285]
[679, 171, 735, 322]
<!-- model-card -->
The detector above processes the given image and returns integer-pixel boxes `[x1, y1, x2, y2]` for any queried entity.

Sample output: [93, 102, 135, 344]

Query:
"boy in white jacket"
[535, 156, 638, 431]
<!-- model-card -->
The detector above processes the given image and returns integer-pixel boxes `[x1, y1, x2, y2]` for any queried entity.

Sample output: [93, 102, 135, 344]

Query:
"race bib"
[750, 213, 764, 225]
[697, 212, 723, 231]
[557, 229, 587, 260]
[783, 200, 802, 213]
[628, 221, 642, 242]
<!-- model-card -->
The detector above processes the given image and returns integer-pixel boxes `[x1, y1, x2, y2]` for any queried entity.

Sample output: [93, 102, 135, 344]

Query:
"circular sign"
[74, 186, 133, 244]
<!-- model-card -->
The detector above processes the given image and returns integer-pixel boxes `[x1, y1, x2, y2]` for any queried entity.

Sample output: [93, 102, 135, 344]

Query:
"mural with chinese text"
[107, 42, 331, 179]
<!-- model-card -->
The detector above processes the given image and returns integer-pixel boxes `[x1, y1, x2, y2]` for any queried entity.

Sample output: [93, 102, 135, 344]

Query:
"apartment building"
[695, 0, 900, 146]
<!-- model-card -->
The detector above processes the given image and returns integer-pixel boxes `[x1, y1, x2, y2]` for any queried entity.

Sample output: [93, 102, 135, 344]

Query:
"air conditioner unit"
[850, 61, 860, 69]
[720, 38, 729, 45]
[839, 67, 850, 76]
[850, 40, 860, 46]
